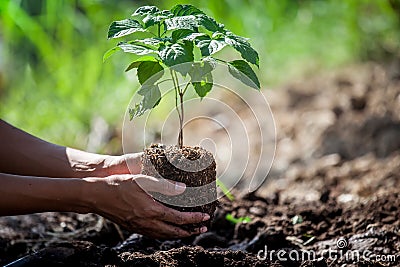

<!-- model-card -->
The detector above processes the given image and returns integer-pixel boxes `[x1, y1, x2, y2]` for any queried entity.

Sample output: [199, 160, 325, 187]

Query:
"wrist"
[69, 178, 94, 214]
[80, 177, 109, 214]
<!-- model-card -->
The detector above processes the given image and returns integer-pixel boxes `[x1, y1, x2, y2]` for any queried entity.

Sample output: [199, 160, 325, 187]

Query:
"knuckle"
[174, 214, 184, 224]
[158, 209, 167, 220]
[175, 228, 190, 237]
[144, 205, 162, 218]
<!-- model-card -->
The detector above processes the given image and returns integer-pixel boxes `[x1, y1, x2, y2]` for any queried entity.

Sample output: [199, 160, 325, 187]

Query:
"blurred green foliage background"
[0, 0, 399, 153]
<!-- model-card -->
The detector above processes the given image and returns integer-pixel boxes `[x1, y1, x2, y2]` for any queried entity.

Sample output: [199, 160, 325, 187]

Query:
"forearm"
[0, 120, 109, 178]
[0, 172, 93, 216]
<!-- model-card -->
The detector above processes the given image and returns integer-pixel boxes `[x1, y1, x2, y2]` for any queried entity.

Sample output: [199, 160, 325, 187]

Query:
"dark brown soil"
[1, 62, 399, 266]
[141, 144, 217, 230]
[1, 191, 398, 266]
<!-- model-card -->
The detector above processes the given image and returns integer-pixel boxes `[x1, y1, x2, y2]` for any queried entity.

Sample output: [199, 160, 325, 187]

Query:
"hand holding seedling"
[105, 4, 261, 230]
[88, 174, 209, 238]
[0, 4, 261, 240]
[0, 120, 209, 238]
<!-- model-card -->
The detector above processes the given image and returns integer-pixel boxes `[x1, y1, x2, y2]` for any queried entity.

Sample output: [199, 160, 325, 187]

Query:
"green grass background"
[0, 0, 399, 152]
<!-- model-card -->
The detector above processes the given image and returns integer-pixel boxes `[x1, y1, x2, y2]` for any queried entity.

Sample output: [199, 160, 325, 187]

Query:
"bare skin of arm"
[0, 120, 210, 238]
[0, 172, 209, 238]
[0, 119, 141, 178]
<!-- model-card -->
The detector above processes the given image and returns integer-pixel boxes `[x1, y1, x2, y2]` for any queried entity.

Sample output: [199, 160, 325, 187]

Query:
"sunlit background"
[1, 0, 399, 154]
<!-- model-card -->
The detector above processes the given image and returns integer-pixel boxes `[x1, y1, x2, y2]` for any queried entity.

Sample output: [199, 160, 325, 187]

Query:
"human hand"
[100, 153, 143, 176]
[66, 148, 143, 178]
[84, 174, 210, 239]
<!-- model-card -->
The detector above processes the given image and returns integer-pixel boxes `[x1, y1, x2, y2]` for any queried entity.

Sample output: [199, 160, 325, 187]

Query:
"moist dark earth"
[1, 62, 399, 266]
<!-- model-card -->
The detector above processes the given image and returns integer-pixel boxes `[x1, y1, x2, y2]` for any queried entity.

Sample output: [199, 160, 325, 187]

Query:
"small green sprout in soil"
[216, 178, 234, 201]
[225, 213, 252, 224]
[105, 4, 260, 148]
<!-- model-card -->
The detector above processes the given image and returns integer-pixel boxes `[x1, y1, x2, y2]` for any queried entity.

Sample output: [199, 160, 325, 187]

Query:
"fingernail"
[202, 214, 210, 221]
[175, 182, 186, 191]
[200, 226, 208, 233]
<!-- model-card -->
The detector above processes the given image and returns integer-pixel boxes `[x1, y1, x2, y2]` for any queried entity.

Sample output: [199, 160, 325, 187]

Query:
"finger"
[123, 153, 143, 174]
[159, 206, 211, 225]
[150, 221, 205, 239]
[135, 175, 186, 196]
[103, 153, 143, 175]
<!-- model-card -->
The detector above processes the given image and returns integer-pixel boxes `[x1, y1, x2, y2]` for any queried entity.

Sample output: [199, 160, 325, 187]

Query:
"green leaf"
[171, 4, 204, 16]
[203, 56, 217, 69]
[195, 36, 226, 56]
[129, 103, 146, 119]
[107, 19, 145, 39]
[189, 59, 215, 81]
[129, 84, 161, 119]
[132, 6, 159, 16]
[225, 213, 251, 224]
[165, 15, 198, 31]
[137, 61, 164, 84]
[187, 34, 226, 56]
[197, 14, 225, 33]
[118, 42, 156, 56]
[171, 29, 195, 42]
[159, 42, 194, 67]
[225, 33, 259, 67]
[192, 74, 213, 97]
[138, 84, 162, 109]
[182, 32, 208, 42]
[125, 56, 158, 72]
[228, 60, 260, 90]
[189, 58, 215, 97]
[212, 32, 224, 39]
[135, 37, 168, 48]
[103, 47, 120, 62]
[142, 10, 173, 28]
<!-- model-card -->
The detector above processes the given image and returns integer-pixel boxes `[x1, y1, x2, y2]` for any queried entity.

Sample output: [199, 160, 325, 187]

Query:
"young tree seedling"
[105, 4, 260, 148]
[225, 213, 252, 224]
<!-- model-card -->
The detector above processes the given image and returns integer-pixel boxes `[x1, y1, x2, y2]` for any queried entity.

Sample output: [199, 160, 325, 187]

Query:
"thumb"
[135, 175, 186, 196]
[157, 179, 186, 196]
